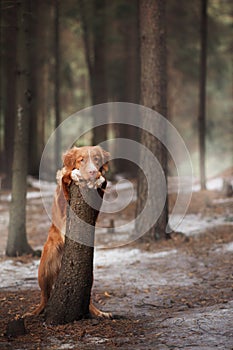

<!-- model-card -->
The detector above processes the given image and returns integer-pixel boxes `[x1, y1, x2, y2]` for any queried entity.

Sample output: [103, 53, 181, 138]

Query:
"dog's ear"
[63, 147, 81, 169]
[101, 149, 110, 173]
[55, 168, 71, 201]
[62, 174, 71, 201]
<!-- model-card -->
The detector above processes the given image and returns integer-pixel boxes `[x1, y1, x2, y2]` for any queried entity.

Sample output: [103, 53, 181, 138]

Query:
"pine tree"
[136, 0, 169, 241]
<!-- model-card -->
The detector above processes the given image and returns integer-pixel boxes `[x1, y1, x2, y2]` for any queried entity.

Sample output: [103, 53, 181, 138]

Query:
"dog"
[29, 146, 111, 318]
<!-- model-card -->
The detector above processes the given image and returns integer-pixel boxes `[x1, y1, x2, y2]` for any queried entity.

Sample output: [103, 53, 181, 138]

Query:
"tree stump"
[6, 318, 26, 338]
[45, 181, 105, 325]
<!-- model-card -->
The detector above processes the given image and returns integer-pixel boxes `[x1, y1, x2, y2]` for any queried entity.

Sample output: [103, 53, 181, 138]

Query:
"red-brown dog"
[29, 146, 111, 318]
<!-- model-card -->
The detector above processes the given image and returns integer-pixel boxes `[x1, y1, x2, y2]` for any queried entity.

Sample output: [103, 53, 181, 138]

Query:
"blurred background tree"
[136, 0, 168, 241]
[6, 0, 34, 256]
[198, 0, 208, 190]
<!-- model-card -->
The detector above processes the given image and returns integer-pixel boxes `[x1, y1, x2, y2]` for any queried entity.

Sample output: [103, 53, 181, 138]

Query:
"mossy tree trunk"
[45, 182, 105, 325]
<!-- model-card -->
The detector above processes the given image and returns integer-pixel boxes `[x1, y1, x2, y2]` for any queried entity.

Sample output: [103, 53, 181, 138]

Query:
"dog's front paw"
[71, 169, 82, 184]
[87, 175, 105, 189]
[94, 175, 105, 188]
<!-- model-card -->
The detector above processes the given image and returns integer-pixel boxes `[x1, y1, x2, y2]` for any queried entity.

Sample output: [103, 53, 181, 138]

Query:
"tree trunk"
[6, 0, 33, 257]
[28, 0, 39, 176]
[45, 182, 104, 325]
[91, 0, 108, 145]
[0, 0, 3, 170]
[2, 1, 17, 188]
[114, 0, 140, 175]
[198, 0, 207, 190]
[28, 0, 48, 176]
[54, 0, 61, 170]
[79, 0, 108, 145]
[136, 0, 169, 241]
[123, 0, 140, 105]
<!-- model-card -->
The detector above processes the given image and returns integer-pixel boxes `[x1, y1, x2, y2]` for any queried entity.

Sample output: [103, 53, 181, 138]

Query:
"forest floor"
[0, 171, 233, 349]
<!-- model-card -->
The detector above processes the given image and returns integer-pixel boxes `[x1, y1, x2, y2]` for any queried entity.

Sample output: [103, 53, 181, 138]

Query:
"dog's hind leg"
[23, 279, 51, 317]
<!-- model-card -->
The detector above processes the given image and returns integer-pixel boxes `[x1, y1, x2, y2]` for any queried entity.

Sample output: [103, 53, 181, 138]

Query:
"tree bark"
[198, 0, 207, 190]
[2, 1, 17, 188]
[54, 0, 61, 170]
[114, 0, 140, 175]
[136, 0, 169, 241]
[79, 0, 108, 145]
[28, 0, 49, 176]
[45, 182, 105, 325]
[6, 0, 33, 256]
[0, 0, 2, 154]
[28, 0, 39, 176]
[91, 0, 108, 146]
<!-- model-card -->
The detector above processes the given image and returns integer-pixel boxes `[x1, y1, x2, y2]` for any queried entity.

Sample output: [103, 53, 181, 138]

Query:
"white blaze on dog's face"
[85, 148, 99, 179]
[63, 146, 110, 181]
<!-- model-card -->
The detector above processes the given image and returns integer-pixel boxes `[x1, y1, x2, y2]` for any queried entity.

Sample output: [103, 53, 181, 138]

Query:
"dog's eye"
[94, 157, 100, 163]
[80, 158, 84, 163]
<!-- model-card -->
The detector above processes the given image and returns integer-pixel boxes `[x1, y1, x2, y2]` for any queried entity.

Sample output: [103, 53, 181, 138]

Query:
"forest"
[0, 0, 233, 349]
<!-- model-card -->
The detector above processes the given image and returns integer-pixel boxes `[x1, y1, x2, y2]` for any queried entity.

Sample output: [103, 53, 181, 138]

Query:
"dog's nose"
[89, 170, 97, 177]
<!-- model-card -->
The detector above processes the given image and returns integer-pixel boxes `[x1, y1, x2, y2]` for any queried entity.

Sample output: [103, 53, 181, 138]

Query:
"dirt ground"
[0, 177, 233, 349]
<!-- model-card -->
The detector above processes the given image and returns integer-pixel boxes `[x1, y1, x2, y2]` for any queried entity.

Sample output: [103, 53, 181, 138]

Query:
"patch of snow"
[167, 176, 193, 194]
[94, 248, 177, 267]
[0, 245, 195, 292]
[1, 189, 55, 202]
[212, 198, 233, 204]
[48, 336, 76, 349]
[0, 259, 39, 290]
[207, 177, 224, 191]
[0, 211, 9, 226]
[193, 177, 224, 192]
[111, 175, 231, 194]
[223, 242, 233, 252]
[28, 176, 56, 191]
[1, 193, 11, 201]
[172, 214, 233, 236]
[96, 213, 232, 248]
[27, 192, 42, 200]
[86, 336, 109, 344]
[94, 247, 197, 288]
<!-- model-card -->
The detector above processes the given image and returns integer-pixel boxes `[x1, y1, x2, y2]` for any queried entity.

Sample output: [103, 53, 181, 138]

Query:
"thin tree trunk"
[6, 0, 33, 257]
[79, 0, 108, 145]
[124, 0, 140, 105]
[28, 0, 39, 176]
[114, 0, 140, 175]
[45, 182, 104, 325]
[0, 0, 2, 164]
[28, 0, 48, 176]
[136, 0, 169, 241]
[198, 0, 207, 190]
[92, 0, 108, 145]
[54, 0, 61, 169]
[2, 2, 17, 188]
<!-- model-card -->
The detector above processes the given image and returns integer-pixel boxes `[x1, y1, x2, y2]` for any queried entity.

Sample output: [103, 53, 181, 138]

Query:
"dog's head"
[63, 146, 110, 181]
